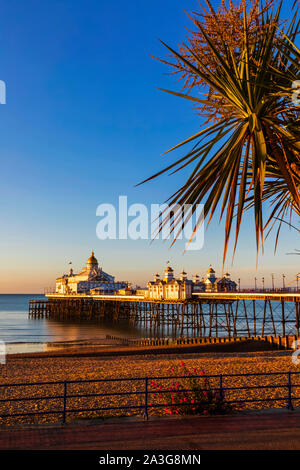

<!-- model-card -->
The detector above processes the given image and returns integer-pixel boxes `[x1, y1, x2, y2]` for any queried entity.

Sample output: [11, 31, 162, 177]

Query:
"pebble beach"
[1, 347, 300, 426]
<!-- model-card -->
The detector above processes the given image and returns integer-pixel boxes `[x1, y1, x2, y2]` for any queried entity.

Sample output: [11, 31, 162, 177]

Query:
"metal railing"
[0, 371, 299, 424]
[241, 288, 300, 293]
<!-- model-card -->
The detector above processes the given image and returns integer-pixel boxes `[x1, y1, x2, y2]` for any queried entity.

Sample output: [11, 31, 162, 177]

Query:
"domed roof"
[87, 251, 98, 265]
[165, 266, 173, 272]
[207, 266, 215, 274]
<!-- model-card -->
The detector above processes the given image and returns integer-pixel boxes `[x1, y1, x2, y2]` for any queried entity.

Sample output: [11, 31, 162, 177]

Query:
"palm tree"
[140, 0, 300, 264]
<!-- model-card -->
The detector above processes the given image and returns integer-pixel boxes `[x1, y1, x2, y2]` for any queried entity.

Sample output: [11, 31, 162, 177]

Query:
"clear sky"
[0, 0, 298, 293]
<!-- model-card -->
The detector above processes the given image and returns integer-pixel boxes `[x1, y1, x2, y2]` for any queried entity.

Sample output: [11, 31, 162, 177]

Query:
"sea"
[0, 294, 295, 354]
[0, 294, 142, 354]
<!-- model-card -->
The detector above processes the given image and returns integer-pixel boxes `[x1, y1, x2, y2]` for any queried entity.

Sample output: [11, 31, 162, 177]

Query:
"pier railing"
[0, 371, 300, 425]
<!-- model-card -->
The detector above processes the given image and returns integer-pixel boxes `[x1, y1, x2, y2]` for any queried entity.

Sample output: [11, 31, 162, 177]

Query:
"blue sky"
[0, 0, 298, 292]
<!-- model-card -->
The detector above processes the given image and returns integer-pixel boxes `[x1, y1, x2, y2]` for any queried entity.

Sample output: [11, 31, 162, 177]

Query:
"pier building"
[55, 251, 128, 295]
[204, 267, 237, 293]
[146, 265, 237, 299]
[36, 261, 299, 339]
[147, 266, 194, 300]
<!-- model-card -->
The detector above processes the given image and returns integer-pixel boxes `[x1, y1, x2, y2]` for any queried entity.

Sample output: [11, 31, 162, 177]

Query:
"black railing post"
[287, 372, 294, 410]
[62, 381, 67, 423]
[219, 374, 224, 402]
[143, 377, 149, 421]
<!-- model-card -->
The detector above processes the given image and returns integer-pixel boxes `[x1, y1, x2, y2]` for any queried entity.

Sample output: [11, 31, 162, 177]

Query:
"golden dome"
[87, 251, 98, 265]
[165, 266, 173, 272]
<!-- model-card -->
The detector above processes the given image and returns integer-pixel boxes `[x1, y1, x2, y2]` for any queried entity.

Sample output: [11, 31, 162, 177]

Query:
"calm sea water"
[0, 294, 141, 352]
[0, 294, 295, 354]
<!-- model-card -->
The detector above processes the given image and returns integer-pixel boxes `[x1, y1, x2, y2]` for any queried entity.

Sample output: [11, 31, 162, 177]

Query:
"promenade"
[1, 410, 300, 450]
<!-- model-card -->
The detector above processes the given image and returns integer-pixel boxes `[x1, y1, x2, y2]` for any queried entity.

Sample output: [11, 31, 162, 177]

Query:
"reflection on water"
[0, 294, 298, 354]
[0, 294, 159, 354]
[44, 317, 145, 342]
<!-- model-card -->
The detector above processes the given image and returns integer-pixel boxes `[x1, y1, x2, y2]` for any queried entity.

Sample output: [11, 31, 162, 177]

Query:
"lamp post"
[254, 277, 257, 291]
[238, 278, 241, 292]
[282, 274, 286, 291]
[262, 277, 265, 292]
[297, 274, 299, 292]
[271, 273, 275, 291]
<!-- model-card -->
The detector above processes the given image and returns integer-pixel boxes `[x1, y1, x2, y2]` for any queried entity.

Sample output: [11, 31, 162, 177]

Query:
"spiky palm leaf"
[139, 1, 299, 264]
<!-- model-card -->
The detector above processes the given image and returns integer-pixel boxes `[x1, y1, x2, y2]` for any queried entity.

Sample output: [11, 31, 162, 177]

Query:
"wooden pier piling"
[29, 292, 300, 339]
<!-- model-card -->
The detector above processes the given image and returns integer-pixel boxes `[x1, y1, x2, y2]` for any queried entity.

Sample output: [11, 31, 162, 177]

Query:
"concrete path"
[1, 410, 300, 450]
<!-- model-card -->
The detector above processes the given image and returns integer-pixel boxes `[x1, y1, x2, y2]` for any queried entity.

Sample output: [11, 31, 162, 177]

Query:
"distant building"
[217, 272, 237, 292]
[204, 266, 217, 292]
[136, 289, 148, 297]
[204, 266, 237, 293]
[147, 266, 193, 300]
[55, 254, 237, 298]
[192, 274, 206, 293]
[55, 251, 128, 294]
[146, 264, 236, 299]
[114, 288, 132, 296]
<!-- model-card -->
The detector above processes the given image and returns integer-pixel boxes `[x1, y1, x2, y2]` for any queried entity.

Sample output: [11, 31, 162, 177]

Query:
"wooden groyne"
[29, 293, 300, 338]
[105, 334, 298, 350]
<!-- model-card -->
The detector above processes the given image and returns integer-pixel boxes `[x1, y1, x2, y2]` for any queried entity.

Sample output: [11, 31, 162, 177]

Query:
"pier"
[29, 292, 300, 339]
